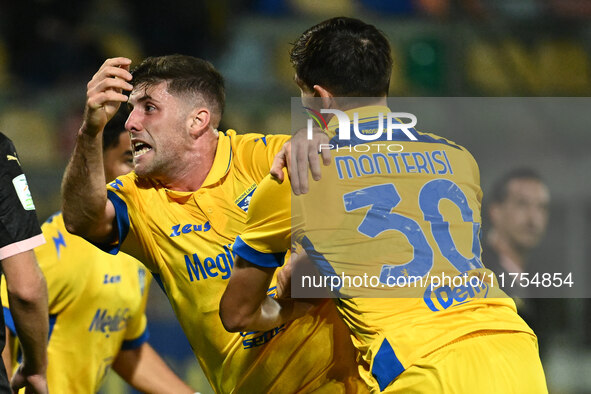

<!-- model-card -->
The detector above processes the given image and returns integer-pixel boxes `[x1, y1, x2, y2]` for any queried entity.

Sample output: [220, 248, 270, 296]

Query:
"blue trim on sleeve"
[121, 328, 150, 350]
[371, 338, 405, 391]
[100, 190, 130, 255]
[232, 236, 285, 268]
[3, 307, 15, 336]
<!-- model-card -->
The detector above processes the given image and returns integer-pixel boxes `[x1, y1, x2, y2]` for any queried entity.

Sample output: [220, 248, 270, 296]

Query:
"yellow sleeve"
[231, 132, 290, 181]
[232, 173, 292, 268]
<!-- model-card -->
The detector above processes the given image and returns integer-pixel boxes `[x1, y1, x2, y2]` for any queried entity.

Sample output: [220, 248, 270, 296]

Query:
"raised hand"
[82, 57, 133, 137]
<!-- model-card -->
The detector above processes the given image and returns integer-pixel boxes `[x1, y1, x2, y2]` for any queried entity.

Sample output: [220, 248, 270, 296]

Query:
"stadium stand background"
[1, 0, 591, 392]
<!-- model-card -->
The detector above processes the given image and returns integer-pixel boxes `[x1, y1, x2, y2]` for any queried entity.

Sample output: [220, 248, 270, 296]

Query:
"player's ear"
[313, 85, 335, 109]
[188, 107, 211, 138]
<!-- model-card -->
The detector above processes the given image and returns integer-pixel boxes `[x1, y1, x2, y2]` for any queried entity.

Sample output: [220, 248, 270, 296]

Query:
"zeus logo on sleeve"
[185, 244, 236, 281]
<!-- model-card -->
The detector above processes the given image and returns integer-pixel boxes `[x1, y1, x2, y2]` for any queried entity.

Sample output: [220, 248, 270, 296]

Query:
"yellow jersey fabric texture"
[103, 130, 364, 393]
[2, 212, 150, 393]
[233, 107, 542, 392]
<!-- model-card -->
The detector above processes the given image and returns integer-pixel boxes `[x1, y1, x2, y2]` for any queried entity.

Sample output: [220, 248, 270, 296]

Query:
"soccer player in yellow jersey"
[2, 110, 193, 393]
[220, 17, 548, 393]
[61, 55, 363, 393]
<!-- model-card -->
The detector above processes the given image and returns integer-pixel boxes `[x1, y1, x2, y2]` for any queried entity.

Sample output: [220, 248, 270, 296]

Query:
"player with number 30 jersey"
[225, 16, 547, 394]
[232, 105, 548, 393]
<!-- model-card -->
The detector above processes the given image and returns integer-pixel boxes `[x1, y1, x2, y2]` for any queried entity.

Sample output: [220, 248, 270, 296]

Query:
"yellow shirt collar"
[201, 130, 233, 187]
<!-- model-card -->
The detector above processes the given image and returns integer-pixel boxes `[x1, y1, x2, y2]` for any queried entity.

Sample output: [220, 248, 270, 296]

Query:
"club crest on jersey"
[235, 184, 257, 212]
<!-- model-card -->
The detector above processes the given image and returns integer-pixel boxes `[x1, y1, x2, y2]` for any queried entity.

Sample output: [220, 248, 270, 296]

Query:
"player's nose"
[125, 110, 142, 133]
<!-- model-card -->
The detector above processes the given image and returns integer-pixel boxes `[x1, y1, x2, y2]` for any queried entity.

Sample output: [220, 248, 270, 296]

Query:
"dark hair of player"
[103, 107, 129, 152]
[131, 54, 225, 119]
[489, 168, 545, 204]
[290, 17, 392, 97]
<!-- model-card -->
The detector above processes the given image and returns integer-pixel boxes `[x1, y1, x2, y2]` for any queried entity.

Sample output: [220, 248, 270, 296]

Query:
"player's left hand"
[270, 126, 331, 195]
[10, 365, 48, 394]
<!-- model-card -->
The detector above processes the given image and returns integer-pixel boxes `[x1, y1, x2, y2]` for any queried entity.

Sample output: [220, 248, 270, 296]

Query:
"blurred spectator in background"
[484, 168, 550, 277]
[482, 167, 565, 355]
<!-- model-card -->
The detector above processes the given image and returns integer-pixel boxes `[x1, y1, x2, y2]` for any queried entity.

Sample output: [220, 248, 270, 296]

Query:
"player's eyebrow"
[127, 94, 157, 110]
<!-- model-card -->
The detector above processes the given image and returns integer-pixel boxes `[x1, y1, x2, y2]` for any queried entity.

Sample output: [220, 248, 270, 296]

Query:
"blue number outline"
[342, 180, 481, 284]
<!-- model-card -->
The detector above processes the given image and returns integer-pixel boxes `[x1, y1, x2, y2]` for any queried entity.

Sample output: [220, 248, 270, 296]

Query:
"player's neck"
[159, 131, 219, 192]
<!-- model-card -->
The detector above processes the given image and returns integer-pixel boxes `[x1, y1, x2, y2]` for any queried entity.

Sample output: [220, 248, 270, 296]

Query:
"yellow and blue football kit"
[103, 130, 364, 393]
[2, 213, 150, 393]
[233, 107, 547, 393]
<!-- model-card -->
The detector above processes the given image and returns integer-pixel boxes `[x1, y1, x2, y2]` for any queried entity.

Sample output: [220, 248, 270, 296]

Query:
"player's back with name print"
[299, 136, 484, 297]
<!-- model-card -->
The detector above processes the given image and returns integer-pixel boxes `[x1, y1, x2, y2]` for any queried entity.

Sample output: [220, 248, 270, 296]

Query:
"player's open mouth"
[133, 141, 152, 158]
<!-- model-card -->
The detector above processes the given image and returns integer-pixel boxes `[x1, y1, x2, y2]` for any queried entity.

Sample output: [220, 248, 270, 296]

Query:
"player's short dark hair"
[290, 17, 392, 97]
[131, 54, 225, 117]
[103, 107, 129, 152]
[489, 168, 545, 204]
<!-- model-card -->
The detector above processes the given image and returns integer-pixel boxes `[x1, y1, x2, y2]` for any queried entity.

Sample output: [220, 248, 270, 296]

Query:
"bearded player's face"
[126, 81, 193, 180]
